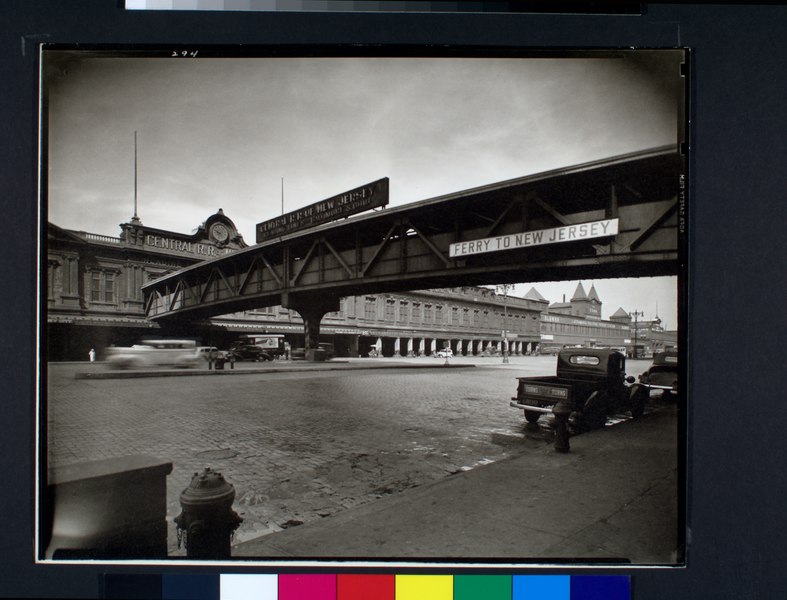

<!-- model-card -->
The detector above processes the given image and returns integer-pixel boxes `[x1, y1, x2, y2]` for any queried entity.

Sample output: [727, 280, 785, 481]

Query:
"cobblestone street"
[45, 356, 653, 555]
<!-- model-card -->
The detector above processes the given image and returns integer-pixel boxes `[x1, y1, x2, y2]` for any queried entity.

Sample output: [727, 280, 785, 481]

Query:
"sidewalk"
[233, 405, 680, 565]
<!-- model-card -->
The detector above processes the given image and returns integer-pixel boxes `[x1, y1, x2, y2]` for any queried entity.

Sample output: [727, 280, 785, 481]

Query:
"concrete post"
[45, 455, 173, 559]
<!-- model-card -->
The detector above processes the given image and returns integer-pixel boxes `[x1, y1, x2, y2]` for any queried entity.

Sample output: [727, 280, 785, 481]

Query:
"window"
[364, 297, 377, 320]
[412, 303, 421, 321]
[90, 270, 116, 304]
[424, 304, 432, 323]
[398, 301, 408, 322]
[570, 355, 600, 365]
[385, 299, 395, 321]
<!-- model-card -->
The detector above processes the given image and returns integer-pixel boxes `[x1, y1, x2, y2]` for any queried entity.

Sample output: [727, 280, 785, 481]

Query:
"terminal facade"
[45, 211, 676, 361]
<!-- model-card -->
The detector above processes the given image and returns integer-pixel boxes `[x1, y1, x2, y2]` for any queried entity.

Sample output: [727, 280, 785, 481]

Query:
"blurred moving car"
[636, 351, 679, 400]
[106, 339, 203, 369]
[318, 342, 335, 360]
[196, 346, 224, 361]
[434, 348, 454, 358]
[228, 344, 273, 361]
[290, 343, 334, 361]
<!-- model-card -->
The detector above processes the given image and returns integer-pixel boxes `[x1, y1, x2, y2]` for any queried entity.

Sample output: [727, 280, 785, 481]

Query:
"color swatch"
[104, 574, 630, 599]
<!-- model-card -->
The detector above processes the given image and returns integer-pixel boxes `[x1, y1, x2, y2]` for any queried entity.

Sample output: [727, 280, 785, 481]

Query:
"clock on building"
[210, 223, 229, 244]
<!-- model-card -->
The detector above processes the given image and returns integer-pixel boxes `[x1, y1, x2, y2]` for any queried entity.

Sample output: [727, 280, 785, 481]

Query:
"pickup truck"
[510, 348, 643, 432]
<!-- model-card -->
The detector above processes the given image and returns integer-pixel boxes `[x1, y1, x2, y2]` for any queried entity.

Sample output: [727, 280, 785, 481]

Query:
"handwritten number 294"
[172, 50, 199, 58]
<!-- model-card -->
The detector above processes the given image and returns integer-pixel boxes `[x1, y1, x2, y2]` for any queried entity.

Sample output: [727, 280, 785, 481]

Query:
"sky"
[44, 50, 684, 329]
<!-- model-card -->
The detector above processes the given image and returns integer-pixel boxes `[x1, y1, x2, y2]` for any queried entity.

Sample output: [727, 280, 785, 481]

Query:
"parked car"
[228, 345, 273, 362]
[510, 348, 642, 431]
[635, 351, 678, 400]
[434, 348, 454, 358]
[106, 339, 203, 369]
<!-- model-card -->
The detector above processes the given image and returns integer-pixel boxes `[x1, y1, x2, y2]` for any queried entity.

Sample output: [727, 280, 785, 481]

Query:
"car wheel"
[524, 410, 541, 424]
[629, 384, 647, 419]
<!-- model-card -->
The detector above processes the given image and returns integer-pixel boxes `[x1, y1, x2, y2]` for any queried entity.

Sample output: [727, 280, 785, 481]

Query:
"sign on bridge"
[256, 178, 389, 243]
[449, 218, 619, 258]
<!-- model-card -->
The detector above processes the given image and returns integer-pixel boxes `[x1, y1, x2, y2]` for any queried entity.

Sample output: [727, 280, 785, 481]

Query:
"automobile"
[290, 343, 334, 361]
[634, 351, 679, 400]
[196, 346, 225, 361]
[510, 348, 642, 431]
[434, 348, 454, 358]
[318, 342, 335, 360]
[228, 345, 273, 362]
[105, 339, 203, 369]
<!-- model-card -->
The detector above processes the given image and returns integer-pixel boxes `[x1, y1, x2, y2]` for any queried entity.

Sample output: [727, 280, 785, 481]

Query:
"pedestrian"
[208, 348, 217, 370]
[88, 348, 96, 362]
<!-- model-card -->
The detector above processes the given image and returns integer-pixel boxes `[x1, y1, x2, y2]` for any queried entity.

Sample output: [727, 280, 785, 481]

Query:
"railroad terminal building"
[45, 211, 676, 361]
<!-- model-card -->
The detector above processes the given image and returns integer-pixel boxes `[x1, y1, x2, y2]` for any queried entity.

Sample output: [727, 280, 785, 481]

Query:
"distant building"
[45, 212, 676, 360]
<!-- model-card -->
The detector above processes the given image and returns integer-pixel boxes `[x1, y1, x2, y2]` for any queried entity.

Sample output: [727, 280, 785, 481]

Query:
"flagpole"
[132, 131, 140, 223]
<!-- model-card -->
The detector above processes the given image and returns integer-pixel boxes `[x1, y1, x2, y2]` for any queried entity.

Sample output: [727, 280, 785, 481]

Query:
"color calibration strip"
[124, 1, 639, 14]
[104, 574, 630, 599]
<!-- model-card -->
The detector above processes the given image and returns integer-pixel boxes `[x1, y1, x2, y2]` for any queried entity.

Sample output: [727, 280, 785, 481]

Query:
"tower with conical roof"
[569, 282, 602, 318]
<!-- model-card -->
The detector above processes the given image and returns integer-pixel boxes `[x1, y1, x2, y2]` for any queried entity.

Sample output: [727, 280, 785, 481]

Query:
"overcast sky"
[44, 51, 683, 329]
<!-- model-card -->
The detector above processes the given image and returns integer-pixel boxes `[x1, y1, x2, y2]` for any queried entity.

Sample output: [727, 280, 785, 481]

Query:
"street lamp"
[629, 310, 644, 359]
[497, 284, 513, 364]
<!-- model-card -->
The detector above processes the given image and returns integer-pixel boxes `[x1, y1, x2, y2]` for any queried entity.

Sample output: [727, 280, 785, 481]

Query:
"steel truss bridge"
[142, 146, 683, 351]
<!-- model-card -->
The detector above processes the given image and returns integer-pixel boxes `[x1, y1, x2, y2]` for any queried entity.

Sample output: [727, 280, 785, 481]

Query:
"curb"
[74, 362, 477, 379]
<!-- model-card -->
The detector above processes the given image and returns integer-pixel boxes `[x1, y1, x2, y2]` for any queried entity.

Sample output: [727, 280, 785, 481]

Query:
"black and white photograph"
[40, 48, 686, 565]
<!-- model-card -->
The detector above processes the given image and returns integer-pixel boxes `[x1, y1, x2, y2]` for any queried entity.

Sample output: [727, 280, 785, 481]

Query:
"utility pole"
[629, 309, 644, 359]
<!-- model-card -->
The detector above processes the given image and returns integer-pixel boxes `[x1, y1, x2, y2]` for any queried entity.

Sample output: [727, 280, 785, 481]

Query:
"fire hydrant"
[174, 468, 242, 559]
[552, 400, 572, 453]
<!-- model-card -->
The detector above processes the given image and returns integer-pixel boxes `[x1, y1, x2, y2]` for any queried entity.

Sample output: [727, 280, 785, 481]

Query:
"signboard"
[448, 218, 619, 258]
[256, 178, 389, 243]
[144, 234, 233, 258]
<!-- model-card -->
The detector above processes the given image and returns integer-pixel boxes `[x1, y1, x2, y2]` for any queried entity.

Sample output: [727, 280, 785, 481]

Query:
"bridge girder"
[143, 146, 683, 323]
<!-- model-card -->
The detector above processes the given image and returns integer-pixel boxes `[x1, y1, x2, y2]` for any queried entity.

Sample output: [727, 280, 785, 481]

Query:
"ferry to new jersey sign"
[256, 178, 389, 243]
[448, 218, 619, 258]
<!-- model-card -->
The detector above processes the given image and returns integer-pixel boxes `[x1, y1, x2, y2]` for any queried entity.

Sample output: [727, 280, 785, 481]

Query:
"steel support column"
[282, 293, 340, 360]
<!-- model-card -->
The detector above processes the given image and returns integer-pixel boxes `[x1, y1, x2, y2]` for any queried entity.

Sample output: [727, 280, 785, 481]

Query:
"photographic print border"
[3, 2, 785, 599]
